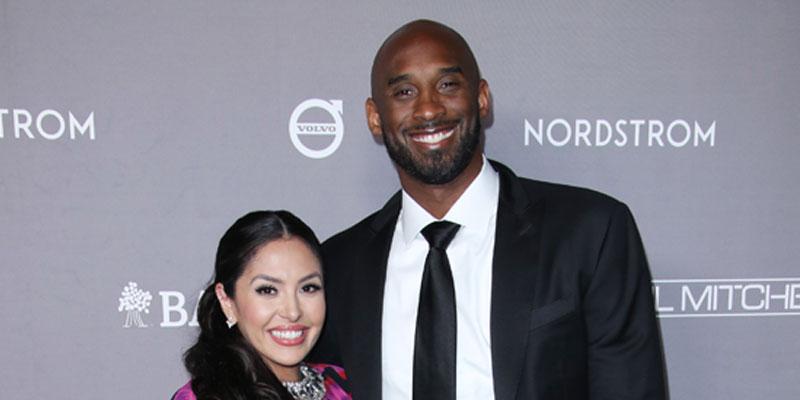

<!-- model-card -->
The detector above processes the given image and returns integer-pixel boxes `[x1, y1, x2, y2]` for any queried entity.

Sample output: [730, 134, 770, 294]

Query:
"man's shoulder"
[518, 176, 622, 209]
[322, 190, 401, 255]
[322, 208, 384, 252]
[491, 159, 624, 215]
[502, 170, 633, 232]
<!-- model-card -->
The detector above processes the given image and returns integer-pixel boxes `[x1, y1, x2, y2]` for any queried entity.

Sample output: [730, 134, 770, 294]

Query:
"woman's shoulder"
[170, 381, 196, 400]
[307, 363, 351, 400]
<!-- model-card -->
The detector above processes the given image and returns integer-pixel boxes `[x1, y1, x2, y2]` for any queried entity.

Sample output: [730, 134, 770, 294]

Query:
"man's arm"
[582, 203, 667, 399]
[309, 312, 342, 365]
[308, 242, 344, 366]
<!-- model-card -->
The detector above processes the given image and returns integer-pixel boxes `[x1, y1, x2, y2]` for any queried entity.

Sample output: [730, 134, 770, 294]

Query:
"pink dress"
[171, 363, 350, 400]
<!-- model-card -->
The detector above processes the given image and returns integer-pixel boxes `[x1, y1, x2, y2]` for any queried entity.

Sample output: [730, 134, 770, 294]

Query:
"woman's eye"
[255, 286, 277, 295]
[302, 283, 322, 293]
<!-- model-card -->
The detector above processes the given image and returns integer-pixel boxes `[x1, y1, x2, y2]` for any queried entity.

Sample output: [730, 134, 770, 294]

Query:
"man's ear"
[215, 282, 237, 323]
[365, 98, 384, 144]
[477, 79, 491, 119]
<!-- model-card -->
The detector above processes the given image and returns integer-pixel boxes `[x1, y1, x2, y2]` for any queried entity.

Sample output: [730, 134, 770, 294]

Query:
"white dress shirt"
[382, 156, 499, 400]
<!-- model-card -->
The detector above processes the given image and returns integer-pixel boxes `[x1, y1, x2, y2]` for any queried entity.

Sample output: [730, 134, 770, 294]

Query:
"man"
[314, 19, 666, 400]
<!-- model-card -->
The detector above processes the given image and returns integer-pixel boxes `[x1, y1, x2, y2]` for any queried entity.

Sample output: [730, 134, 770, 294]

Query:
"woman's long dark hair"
[183, 210, 322, 400]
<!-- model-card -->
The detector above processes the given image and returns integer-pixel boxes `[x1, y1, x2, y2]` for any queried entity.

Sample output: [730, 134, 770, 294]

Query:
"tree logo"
[288, 99, 344, 159]
[118, 282, 153, 328]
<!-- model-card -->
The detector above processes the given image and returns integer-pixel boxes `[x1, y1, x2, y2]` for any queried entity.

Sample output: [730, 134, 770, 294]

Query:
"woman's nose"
[278, 293, 302, 321]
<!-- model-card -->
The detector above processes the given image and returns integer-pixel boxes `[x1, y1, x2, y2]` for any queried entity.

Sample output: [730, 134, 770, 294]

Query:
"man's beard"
[382, 117, 481, 185]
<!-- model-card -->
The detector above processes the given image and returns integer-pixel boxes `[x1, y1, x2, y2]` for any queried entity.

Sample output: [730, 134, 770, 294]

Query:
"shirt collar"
[399, 155, 500, 244]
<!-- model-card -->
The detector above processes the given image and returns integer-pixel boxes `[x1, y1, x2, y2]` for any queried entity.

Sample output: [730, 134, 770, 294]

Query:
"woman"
[173, 211, 350, 400]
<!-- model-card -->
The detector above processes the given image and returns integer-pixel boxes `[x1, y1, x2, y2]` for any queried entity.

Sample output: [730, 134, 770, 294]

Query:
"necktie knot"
[421, 221, 460, 250]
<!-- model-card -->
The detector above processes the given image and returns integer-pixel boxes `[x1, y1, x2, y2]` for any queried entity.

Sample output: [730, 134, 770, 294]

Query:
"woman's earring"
[226, 319, 236, 329]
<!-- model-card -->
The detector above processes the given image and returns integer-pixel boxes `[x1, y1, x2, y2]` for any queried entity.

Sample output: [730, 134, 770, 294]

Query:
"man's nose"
[413, 90, 446, 121]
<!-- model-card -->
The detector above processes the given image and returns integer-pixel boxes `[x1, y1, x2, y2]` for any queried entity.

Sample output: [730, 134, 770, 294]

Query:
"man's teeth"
[271, 330, 303, 339]
[412, 129, 454, 144]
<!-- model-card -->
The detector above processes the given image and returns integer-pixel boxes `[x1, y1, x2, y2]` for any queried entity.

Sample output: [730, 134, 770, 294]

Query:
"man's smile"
[411, 128, 455, 145]
[404, 120, 460, 147]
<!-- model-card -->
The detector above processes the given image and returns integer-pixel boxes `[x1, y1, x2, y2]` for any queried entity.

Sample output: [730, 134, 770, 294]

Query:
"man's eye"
[255, 286, 277, 295]
[440, 80, 460, 90]
[393, 87, 415, 98]
[302, 283, 322, 293]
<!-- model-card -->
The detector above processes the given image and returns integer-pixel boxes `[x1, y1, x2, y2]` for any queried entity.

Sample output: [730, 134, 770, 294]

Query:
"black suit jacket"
[313, 160, 666, 400]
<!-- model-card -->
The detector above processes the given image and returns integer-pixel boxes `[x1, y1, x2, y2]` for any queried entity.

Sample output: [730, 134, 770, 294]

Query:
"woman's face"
[217, 237, 325, 381]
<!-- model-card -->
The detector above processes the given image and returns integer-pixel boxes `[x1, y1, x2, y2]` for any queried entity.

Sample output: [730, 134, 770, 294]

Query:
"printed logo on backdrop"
[653, 278, 800, 318]
[118, 281, 202, 328]
[0, 108, 95, 141]
[118, 282, 153, 327]
[524, 118, 715, 148]
[288, 99, 344, 159]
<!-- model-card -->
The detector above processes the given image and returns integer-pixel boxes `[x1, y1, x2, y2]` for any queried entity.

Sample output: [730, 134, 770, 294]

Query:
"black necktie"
[413, 221, 461, 400]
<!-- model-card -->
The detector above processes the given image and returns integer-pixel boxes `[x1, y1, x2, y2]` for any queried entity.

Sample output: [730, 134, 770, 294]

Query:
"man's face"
[367, 29, 489, 185]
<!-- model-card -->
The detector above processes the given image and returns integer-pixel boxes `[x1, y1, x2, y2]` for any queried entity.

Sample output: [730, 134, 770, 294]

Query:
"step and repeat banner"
[1, 1, 798, 399]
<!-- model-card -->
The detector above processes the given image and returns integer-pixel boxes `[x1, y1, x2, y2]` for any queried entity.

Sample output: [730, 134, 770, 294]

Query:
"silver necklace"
[281, 364, 325, 400]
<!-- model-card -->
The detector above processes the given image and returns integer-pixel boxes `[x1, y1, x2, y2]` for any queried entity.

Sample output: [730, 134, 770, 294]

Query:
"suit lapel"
[345, 192, 400, 400]
[489, 161, 543, 400]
